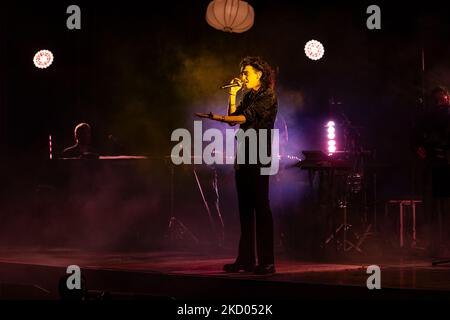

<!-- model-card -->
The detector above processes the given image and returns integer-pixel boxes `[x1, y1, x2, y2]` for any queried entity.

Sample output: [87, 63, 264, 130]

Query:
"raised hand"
[229, 78, 243, 95]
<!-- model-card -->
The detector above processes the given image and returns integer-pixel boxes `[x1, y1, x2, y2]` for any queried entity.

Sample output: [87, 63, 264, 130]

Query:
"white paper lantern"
[206, 0, 254, 33]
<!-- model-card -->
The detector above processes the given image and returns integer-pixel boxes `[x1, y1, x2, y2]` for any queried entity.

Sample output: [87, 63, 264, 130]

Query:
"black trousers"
[234, 165, 274, 266]
[417, 163, 450, 249]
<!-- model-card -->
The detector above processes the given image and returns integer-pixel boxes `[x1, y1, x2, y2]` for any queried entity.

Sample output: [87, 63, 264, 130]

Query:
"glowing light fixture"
[34, 50, 54, 69]
[326, 120, 337, 155]
[206, 0, 254, 33]
[304, 40, 325, 61]
[49, 134, 53, 159]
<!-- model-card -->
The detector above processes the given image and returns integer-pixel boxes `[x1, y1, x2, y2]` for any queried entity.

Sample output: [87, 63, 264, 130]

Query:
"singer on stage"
[197, 56, 278, 274]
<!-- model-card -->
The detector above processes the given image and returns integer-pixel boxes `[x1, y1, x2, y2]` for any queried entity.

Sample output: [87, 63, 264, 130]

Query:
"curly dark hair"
[240, 56, 275, 91]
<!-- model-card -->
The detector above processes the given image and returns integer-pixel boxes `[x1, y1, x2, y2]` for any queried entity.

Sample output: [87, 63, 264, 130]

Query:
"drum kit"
[295, 115, 382, 254]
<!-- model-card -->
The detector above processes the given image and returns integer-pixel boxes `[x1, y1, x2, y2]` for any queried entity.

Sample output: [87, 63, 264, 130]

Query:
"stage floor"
[0, 247, 449, 299]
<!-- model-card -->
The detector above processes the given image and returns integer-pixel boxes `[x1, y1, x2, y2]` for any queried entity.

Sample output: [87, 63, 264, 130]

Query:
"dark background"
[0, 1, 448, 252]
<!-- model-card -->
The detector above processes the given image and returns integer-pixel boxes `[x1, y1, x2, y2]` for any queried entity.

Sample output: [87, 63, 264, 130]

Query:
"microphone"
[220, 83, 241, 89]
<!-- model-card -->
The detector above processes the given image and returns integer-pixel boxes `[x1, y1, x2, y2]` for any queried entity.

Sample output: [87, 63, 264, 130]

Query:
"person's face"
[240, 65, 262, 91]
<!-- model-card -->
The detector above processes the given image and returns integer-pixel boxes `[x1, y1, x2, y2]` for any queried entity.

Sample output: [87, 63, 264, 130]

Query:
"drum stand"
[323, 199, 365, 253]
[166, 165, 199, 244]
[166, 163, 225, 246]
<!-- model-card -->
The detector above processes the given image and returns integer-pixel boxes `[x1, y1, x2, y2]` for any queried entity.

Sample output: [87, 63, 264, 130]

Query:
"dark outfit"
[230, 87, 278, 267]
[413, 106, 449, 155]
[411, 105, 450, 250]
[61, 144, 98, 159]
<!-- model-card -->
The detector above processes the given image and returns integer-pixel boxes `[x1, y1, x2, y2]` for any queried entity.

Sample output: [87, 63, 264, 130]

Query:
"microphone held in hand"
[221, 78, 243, 89]
[220, 83, 241, 89]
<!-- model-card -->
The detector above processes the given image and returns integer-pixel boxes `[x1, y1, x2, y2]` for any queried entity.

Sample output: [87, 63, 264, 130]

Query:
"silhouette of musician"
[61, 123, 98, 159]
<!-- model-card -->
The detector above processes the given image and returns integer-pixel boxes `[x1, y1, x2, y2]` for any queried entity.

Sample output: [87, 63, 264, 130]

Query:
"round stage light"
[304, 40, 325, 61]
[33, 50, 54, 69]
[326, 121, 335, 127]
[327, 133, 335, 139]
[328, 140, 336, 146]
[327, 127, 335, 134]
[328, 145, 336, 153]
